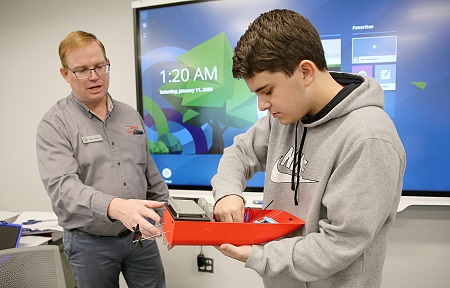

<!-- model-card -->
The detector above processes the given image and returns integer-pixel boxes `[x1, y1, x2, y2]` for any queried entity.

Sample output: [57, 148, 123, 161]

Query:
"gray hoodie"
[212, 72, 406, 288]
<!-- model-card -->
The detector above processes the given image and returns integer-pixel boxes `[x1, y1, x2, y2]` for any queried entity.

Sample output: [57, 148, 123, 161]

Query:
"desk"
[19, 235, 53, 247]
[1, 211, 77, 288]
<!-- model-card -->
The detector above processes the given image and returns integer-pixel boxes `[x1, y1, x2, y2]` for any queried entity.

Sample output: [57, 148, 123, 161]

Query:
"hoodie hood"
[302, 72, 385, 127]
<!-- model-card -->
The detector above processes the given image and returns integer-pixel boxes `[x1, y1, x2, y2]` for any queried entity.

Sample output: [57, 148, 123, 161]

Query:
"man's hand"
[107, 198, 165, 240]
[214, 195, 245, 222]
[218, 243, 252, 263]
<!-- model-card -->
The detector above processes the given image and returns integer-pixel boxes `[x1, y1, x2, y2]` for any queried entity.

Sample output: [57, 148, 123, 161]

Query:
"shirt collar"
[70, 93, 113, 119]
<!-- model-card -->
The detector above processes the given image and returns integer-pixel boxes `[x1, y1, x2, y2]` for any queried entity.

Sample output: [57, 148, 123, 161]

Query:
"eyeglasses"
[67, 63, 110, 80]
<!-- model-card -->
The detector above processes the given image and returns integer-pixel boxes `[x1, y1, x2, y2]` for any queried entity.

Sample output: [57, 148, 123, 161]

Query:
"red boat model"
[162, 197, 305, 248]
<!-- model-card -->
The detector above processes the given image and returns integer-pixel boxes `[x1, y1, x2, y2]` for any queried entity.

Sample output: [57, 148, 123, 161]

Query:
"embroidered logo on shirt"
[125, 125, 139, 135]
[82, 135, 103, 144]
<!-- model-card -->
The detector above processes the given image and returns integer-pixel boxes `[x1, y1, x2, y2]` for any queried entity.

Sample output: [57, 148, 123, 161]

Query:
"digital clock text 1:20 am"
[160, 66, 218, 83]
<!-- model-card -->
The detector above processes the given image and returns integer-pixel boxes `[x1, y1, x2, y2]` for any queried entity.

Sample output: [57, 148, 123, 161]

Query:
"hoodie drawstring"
[291, 122, 307, 206]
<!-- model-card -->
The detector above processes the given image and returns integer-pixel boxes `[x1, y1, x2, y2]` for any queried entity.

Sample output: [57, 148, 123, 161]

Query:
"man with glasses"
[36, 31, 169, 288]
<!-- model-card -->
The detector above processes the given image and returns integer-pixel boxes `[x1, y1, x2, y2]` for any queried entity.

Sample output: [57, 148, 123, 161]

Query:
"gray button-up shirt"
[36, 93, 169, 236]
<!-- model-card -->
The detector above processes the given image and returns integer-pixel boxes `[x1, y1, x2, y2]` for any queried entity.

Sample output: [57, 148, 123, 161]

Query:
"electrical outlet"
[198, 257, 214, 273]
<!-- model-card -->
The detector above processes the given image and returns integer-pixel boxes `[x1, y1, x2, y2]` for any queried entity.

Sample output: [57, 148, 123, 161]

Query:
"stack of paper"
[13, 211, 63, 235]
[0, 211, 20, 223]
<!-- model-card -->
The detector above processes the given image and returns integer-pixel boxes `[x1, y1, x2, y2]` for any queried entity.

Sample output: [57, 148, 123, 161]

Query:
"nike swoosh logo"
[270, 156, 318, 184]
[270, 156, 293, 183]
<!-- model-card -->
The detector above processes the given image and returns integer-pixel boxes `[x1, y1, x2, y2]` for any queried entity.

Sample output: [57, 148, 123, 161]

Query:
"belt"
[70, 228, 131, 238]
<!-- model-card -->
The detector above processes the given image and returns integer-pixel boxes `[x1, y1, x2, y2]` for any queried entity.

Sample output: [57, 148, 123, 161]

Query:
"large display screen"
[133, 0, 450, 196]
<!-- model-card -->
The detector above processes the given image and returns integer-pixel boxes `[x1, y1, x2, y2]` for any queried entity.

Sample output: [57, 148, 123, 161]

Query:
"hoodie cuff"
[245, 244, 265, 275]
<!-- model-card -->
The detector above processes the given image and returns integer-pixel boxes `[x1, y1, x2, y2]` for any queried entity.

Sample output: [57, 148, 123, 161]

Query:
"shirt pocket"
[129, 134, 148, 165]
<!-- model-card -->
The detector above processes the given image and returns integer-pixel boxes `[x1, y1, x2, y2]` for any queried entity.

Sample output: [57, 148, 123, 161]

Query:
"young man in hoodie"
[211, 9, 406, 288]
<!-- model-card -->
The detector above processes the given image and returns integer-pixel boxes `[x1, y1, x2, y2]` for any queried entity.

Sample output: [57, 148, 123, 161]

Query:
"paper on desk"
[0, 211, 20, 222]
[19, 235, 53, 247]
[13, 211, 63, 234]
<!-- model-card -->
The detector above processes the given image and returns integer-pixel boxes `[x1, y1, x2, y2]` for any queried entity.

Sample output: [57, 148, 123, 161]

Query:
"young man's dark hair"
[232, 9, 327, 79]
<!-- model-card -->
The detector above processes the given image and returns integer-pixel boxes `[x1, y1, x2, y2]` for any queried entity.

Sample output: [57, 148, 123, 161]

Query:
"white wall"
[0, 1, 449, 288]
[0, 0, 136, 212]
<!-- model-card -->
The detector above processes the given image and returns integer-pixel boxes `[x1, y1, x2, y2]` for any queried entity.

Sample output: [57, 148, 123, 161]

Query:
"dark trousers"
[63, 229, 165, 288]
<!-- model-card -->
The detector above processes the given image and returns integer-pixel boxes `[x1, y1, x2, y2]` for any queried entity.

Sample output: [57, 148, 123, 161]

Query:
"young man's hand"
[213, 194, 245, 222]
[217, 243, 252, 263]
